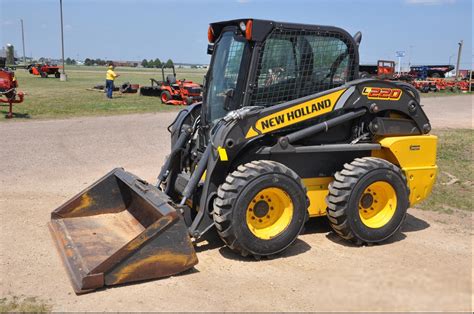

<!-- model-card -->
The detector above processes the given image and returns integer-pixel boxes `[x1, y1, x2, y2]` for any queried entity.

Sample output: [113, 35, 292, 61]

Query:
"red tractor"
[139, 66, 202, 105]
[28, 63, 62, 78]
[0, 68, 25, 118]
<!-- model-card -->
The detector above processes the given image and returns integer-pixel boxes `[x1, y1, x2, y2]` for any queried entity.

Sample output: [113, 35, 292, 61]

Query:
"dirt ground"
[0, 96, 472, 312]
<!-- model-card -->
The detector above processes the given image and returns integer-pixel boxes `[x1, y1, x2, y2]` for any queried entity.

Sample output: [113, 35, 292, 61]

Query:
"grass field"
[2, 65, 471, 120]
[1, 66, 207, 120]
[416, 128, 473, 213]
[0, 295, 51, 313]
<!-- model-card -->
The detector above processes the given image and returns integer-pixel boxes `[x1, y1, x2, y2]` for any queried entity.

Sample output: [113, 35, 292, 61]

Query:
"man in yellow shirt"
[105, 64, 119, 99]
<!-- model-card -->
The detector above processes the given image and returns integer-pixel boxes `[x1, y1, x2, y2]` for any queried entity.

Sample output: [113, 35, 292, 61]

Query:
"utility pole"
[408, 45, 414, 68]
[455, 40, 463, 81]
[20, 19, 26, 65]
[59, 0, 67, 81]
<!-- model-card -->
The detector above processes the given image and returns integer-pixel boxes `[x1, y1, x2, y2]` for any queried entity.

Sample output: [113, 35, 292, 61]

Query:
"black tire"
[160, 90, 172, 103]
[213, 160, 308, 258]
[40, 71, 47, 78]
[359, 71, 370, 78]
[55, 72, 60, 78]
[326, 157, 409, 245]
[185, 96, 193, 105]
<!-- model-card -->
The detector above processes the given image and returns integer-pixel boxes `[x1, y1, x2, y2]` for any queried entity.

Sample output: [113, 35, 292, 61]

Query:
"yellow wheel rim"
[359, 181, 397, 229]
[246, 187, 294, 240]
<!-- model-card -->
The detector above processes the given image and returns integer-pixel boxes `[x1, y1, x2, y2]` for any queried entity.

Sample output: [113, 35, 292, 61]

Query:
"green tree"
[164, 59, 174, 68]
[153, 58, 162, 68]
[84, 58, 93, 66]
[141, 59, 148, 67]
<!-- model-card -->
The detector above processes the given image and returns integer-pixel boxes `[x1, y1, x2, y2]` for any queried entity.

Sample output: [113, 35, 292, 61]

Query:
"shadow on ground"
[193, 224, 312, 261]
[193, 213, 430, 258]
[325, 212, 430, 247]
[1, 109, 31, 119]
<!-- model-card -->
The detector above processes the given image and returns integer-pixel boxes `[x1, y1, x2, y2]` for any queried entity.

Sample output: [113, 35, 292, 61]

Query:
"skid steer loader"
[49, 19, 438, 294]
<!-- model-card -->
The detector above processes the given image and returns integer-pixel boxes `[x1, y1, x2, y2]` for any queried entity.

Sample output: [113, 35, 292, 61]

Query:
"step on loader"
[49, 19, 438, 294]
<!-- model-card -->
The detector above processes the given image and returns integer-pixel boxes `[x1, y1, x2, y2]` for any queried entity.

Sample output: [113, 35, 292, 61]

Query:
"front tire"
[213, 160, 308, 258]
[160, 90, 171, 103]
[326, 157, 409, 245]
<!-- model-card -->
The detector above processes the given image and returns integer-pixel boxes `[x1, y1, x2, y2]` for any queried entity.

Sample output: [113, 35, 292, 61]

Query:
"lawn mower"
[139, 65, 202, 105]
[50, 19, 438, 294]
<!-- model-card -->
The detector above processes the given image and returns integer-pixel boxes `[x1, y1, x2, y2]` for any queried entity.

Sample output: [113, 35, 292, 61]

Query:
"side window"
[251, 35, 299, 106]
[250, 30, 353, 107]
[305, 36, 349, 89]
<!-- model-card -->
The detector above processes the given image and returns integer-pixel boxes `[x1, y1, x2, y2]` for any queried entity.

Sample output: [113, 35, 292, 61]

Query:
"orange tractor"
[0, 68, 24, 118]
[28, 63, 62, 78]
[139, 65, 202, 105]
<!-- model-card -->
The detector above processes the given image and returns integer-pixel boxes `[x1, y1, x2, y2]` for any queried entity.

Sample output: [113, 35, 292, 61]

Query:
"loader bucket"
[48, 168, 198, 294]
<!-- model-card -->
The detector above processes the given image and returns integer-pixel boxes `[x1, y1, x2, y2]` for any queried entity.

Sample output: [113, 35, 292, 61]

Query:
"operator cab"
[203, 19, 360, 124]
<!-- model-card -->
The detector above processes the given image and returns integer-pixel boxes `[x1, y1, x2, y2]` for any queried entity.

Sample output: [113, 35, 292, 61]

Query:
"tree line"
[81, 58, 174, 68]
[141, 58, 174, 68]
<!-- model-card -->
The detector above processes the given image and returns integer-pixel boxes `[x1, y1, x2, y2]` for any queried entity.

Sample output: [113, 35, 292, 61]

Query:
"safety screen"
[250, 29, 355, 107]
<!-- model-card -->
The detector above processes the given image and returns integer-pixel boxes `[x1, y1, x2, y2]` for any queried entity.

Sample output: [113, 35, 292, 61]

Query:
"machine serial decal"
[245, 89, 346, 138]
[362, 87, 402, 101]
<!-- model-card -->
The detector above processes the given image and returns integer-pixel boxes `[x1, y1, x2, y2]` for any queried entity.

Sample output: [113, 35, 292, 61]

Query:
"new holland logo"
[245, 89, 346, 138]
[362, 87, 402, 100]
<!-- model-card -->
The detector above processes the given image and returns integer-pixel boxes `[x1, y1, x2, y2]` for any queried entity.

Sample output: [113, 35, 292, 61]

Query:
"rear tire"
[326, 157, 409, 245]
[55, 72, 60, 78]
[213, 160, 308, 258]
[161, 90, 171, 103]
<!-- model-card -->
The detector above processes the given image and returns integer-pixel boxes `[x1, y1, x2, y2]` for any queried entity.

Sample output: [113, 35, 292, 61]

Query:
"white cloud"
[2, 20, 13, 26]
[405, 0, 456, 5]
[237, 0, 250, 3]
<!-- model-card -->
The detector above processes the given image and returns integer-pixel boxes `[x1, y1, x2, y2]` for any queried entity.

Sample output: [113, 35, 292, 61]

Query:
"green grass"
[415, 129, 473, 213]
[0, 295, 51, 313]
[2, 66, 207, 120]
[420, 89, 472, 97]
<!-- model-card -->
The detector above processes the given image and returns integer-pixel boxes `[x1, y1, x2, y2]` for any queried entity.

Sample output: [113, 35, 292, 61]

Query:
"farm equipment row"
[411, 78, 472, 93]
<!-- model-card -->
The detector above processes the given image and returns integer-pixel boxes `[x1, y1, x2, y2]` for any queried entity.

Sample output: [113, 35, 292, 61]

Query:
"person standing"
[105, 64, 119, 99]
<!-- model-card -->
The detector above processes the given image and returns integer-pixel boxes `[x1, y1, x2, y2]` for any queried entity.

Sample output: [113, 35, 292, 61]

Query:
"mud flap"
[49, 168, 198, 294]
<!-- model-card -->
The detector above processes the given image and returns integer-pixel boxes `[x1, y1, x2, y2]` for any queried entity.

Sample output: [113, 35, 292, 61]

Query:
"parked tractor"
[28, 63, 62, 78]
[359, 60, 396, 79]
[139, 65, 202, 105]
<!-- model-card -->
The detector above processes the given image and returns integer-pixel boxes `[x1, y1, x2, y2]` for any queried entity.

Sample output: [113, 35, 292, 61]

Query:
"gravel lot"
[0, 96, 472, 312]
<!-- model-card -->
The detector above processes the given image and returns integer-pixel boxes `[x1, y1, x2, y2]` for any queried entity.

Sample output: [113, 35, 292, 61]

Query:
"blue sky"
[1, 0, 472, 68]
